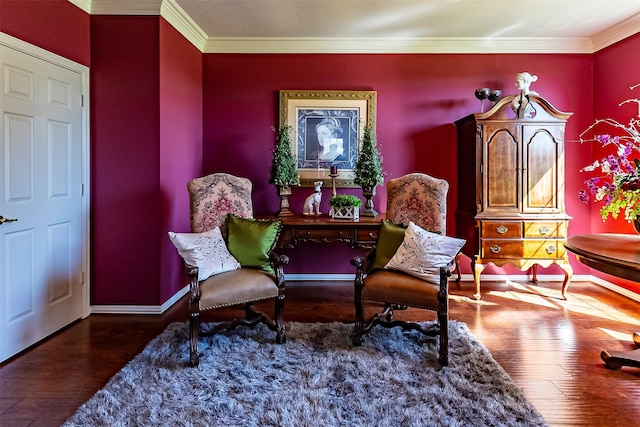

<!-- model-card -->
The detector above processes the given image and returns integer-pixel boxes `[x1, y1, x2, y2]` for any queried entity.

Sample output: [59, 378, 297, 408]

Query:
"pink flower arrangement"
[578, 85, 640, 222]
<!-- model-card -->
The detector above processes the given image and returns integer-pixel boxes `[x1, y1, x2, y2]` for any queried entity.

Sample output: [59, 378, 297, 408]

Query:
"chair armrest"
[438, 262, 453, 294]
[184, 262, 198, 280]
[269, 251, 289, 267]
[350, 249, 375, 272]
[269, 251, 289, 288]
[351, 250, 375, 289]
[183, 262, 201, 309]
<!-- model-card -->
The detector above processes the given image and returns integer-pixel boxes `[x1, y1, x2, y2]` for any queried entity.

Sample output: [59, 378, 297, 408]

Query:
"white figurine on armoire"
[511, 72, 538, 119]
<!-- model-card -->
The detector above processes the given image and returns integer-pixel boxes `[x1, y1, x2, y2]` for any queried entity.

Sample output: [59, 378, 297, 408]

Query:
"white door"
[0, 38, 87, 362]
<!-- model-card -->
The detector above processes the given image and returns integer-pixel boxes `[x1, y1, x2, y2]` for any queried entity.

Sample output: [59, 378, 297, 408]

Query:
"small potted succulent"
[269, 125, 300, 216]
[354, 126, 384, 216]
[329, 194, 362, 221]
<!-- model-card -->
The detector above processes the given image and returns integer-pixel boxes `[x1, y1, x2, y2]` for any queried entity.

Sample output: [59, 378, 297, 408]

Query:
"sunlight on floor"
[599, 327, 636, 342]
[455, 280, 640, 327]
[448, 294, 497, 305]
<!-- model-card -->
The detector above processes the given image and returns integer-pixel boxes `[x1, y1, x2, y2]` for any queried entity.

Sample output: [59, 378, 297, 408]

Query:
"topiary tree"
[354, 126, 384, 216]
[270, 125, 300, 187]
[270, 125, 299, 216]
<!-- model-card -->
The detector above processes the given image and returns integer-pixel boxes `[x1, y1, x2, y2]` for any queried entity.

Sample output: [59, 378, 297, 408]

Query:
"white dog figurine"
[303, 181, 323, 215]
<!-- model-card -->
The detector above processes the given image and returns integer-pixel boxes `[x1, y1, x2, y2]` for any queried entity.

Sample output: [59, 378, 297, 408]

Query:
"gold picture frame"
[279, 89, 377, 188]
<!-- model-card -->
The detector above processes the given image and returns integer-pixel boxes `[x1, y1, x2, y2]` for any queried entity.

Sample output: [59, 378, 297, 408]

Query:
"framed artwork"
[279, 89, 377, 187]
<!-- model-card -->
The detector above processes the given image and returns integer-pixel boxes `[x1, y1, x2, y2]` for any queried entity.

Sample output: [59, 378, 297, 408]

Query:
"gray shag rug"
[63, 321, 546, 427]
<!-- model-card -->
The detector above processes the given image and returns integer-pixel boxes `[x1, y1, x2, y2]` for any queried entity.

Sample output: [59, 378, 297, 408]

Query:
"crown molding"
[592, 13, 640, 52]
[201, 36, 594, 54]
[68, 0, 91, 13]
[68, 0, 638, 54]
[160, 0, 208, 51]
[69, 0, 162, 15]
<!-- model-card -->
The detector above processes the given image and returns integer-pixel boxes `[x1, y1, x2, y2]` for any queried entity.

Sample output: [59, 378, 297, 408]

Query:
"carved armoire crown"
[455, 94, 573, 300]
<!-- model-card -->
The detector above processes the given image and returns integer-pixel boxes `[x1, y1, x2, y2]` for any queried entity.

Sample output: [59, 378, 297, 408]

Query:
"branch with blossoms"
[578, 84, 640, 222]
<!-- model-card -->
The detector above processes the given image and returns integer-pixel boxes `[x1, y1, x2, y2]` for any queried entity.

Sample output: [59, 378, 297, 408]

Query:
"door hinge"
[81, 94, 84, 107]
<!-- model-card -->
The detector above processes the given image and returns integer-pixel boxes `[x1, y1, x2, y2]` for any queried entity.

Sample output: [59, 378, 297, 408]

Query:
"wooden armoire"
[455, 94, 573, 300]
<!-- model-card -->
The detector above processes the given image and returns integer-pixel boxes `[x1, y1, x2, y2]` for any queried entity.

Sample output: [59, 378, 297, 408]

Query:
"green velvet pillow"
[226, 215, 282, 276]
[370, 220, 407, 271]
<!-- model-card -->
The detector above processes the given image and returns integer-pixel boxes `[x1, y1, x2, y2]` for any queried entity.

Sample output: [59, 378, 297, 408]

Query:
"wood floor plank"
[1, 279, 639, 426]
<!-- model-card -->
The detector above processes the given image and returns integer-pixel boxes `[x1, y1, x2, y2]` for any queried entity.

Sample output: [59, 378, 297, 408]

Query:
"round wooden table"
[564, 234, 640, 370]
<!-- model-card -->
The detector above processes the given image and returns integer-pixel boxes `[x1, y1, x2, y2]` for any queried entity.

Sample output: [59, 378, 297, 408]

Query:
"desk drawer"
[276, 228, 295, 248]
[481, 221, 522, 238]
[295, 227, 355, 242]
[357, 228, 379, 243]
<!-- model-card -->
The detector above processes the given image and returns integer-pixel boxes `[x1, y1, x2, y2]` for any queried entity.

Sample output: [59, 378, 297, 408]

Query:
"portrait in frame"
[279, 90, 377, 188]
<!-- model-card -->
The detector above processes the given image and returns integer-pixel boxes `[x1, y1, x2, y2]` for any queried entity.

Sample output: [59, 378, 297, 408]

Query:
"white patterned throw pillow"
[384, 221, 465, 284]
[168, 227, 240, 281]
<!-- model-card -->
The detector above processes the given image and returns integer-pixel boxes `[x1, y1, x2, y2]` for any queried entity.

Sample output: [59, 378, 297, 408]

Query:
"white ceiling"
[70, 0, 640, 53]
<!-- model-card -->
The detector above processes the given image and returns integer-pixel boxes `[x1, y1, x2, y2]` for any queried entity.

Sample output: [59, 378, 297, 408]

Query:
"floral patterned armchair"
[351, 173, 464, 366]
[387, 173, 461, 281]
[178, 173, 288, 367]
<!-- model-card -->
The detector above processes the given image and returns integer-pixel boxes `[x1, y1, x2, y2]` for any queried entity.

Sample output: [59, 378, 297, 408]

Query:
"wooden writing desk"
[564, 234, 640, 370]
[275, 214, 384, 249]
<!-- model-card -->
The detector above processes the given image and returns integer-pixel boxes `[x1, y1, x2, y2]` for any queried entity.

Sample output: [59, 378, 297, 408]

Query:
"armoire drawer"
[481, 221, 522, 238]
[523, 240, 566, 258]
[480, 239, 524, 258]
[524, 221, 566, 238]
[481, 238, 566, 259]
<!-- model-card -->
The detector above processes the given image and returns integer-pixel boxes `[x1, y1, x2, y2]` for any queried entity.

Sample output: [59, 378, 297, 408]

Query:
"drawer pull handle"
[546, 245, 556, 254]
[538, 226, 550, 235]
[496, 225, 508, 234]
[490, 244, 502, 254]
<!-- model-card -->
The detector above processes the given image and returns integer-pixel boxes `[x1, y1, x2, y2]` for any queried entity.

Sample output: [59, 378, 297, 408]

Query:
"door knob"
[0, 215, 18, 224]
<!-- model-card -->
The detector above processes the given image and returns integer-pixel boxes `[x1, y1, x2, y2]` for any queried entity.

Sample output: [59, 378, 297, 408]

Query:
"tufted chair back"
[386, 173, 448, 235]
[188, 173, 253, 233]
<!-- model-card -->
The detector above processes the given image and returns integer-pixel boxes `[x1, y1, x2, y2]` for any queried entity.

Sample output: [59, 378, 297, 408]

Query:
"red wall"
[90, 16, 204, 305]
[0, 0, 90, 66]
[1, 0, 639, 302]
[589, 33, 640, 293]
[90, 16, 162, 305]
[159, 19, 203, 303]
[202, 53, 595, 277]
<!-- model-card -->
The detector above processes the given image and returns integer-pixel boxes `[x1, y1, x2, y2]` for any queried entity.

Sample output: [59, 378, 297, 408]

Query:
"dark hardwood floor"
[1, 279, 639, 426]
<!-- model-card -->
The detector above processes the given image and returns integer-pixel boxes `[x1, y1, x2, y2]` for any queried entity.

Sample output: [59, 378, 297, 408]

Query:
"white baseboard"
[589, 276, 640, 303]
[89, 273, 639, 314]
[90, 284, 189, 315]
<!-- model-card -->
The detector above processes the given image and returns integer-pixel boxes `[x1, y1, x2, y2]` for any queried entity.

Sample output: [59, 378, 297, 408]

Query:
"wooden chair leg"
[189, 311, 200, 367]
[438, 312, 448, 366]
[353, 289, 364, 346]
[274, 294, 286, 344]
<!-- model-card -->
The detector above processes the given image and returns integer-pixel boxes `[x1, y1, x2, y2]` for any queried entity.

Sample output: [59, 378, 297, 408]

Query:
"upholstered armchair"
[351, 173, 464, 366]
[169, 173, 288, 367]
